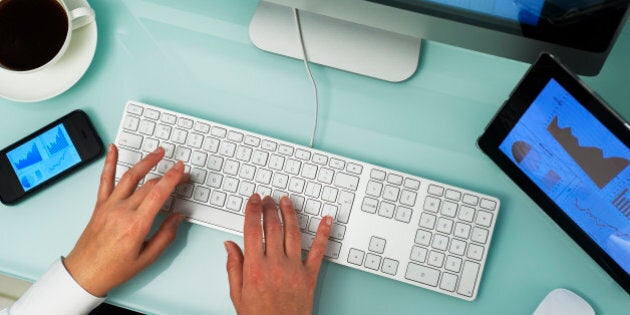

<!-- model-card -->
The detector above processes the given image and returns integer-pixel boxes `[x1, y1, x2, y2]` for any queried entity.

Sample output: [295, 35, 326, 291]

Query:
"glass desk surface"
[0, 0, 629, 314]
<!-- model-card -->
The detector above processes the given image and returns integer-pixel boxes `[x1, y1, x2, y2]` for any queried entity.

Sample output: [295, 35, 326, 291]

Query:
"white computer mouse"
[532, 288, 595, 315]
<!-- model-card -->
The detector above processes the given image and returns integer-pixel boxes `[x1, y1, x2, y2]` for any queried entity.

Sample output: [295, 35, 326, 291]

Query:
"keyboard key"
[337, 191, 354, 223]
[475, 210, 493, 227]
[404, 178, 420, 190]
[471, 227, 489, 244]
[178, 117, 194, 129]
[467, 244, 484, 261]
[394, 206, 412, 223]
[194, 121, 210, 133]
[423, 196, 440, 212]
[428, 251, 445, 268]
[123, 116, 140, 131]
[117, 148, 142, 165]
[261, 140, 277, 151]
[458, 206, 475, 222]
[457, 261, 480, 297]
[414, 229, 431, 246]
[387, 174, 403, 185]
[334, 173, 359, 191]
[480, 198, 497, 210]
[228, 131, 244, 142]
[348, 248, 365, 266]
[312, 153, 328, 165]
[138, 120, 155, 136]
[211, 127, 227, 138]
[369, 236, 386, 254]
[144, 108, 160, 120]
[366, 181, 383, 197]
[405, 263, 439, 287]
[346, 163, 363, 174]
[330, 223, 345, 240]
[445, 189, 461, 201]
[427, 184, 444, 196]
[378, 202, 395, 218]
[410, 246, 427, 263]
[381, 258, 399, 276]
[127, 103, 143, 115]
[441, 201, 458, 218]
[463, 194, 479, 206]
[399, 189, 416, 206]
[118, 132, 143, 149]
[244, 135, 260, 147]
[329, 158, 345, 170]
[278, 144, 294, 156]
[370, 169, 386, 181]
[361, 197, 378, 214]
[440, 273, 458, 292]
[364, 253, 381, 270]
[193, 186, 211, 203]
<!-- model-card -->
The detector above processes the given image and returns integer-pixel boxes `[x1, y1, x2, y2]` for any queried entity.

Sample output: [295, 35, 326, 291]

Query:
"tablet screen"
[498, 78, 630, 274]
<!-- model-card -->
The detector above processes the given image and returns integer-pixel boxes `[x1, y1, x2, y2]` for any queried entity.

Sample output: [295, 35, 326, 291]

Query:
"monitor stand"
[249, 1, 421, 82]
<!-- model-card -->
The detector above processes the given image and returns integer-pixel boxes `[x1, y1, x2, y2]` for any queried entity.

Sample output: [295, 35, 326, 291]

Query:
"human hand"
[225, 194, 332, 315]
[64, 144, 187, 297]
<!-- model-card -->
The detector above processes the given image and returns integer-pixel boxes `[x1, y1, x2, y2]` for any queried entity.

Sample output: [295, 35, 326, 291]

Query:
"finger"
[261, 195, 284, 256]
[137, 161, 186, 218]
[278, 196, 301, 260]
[243, 194, 264, 257]
[305, 216, 332, 274]
[128, 173, 188, 208]
[96, 144, 118, 206]
[112, 147, 165, 200]
[138, 212, 185, 268]
[224, 241, 244, 308]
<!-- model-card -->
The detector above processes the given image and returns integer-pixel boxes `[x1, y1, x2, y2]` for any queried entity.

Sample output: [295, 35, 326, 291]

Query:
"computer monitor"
[249, 0, 630, 81]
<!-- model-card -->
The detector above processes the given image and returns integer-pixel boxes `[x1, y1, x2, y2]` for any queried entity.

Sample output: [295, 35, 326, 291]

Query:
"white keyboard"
[114, 101, 500, 301]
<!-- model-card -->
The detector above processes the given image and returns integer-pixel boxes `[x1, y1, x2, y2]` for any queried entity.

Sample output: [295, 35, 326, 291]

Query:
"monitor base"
[249, 1, 421, 82]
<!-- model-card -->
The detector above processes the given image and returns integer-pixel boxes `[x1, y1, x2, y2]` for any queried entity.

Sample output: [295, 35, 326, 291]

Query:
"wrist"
[62, 255, 108, 298]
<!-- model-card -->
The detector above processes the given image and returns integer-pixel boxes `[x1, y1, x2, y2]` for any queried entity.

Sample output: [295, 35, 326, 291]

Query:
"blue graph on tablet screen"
[499, 78, 630, 274]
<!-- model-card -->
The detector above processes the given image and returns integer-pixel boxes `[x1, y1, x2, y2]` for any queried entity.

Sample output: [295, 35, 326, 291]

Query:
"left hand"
[64, 144, 187, 297]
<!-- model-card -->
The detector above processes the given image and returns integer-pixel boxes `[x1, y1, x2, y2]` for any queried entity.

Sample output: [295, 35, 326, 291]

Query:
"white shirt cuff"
[7, 257, 106, 315]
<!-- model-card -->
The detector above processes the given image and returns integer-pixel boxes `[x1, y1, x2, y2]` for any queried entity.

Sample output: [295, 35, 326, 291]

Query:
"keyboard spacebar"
[173, 198, 245, 234]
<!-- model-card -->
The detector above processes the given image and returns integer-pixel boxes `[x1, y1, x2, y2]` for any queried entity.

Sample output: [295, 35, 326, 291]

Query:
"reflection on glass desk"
[0, 1, 628, 314]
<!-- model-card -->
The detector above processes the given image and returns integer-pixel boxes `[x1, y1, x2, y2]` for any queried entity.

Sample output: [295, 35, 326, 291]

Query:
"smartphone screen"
[0, 110, 103, 205]
[6, 124, 83, 192]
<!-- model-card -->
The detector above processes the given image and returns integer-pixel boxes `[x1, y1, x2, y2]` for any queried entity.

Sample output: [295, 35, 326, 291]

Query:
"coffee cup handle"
[64, 0, 95, 30]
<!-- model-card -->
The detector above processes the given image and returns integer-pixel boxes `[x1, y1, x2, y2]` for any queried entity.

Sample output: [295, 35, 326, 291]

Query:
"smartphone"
[0, 110, 104, 205]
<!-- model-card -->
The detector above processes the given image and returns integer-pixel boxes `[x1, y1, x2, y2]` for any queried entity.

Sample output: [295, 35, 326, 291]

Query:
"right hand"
[224, 194, 332, 315]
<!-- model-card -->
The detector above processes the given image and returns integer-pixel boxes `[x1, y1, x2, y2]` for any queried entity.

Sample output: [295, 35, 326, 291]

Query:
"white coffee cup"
[0, 0, 95, 73]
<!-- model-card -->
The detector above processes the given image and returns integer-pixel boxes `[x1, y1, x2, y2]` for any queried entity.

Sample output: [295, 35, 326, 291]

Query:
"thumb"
[225, 241, 244, 307]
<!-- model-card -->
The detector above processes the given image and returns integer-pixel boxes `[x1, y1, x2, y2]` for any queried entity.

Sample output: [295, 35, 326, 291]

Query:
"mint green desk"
[1, 1, 629, 314]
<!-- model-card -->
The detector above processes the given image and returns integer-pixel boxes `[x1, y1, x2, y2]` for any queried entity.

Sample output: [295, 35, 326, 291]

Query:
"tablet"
[478, 53, 630, 295]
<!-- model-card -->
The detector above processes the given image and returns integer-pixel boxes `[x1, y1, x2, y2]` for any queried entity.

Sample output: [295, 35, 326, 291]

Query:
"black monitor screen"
[368, 0, 630, 52]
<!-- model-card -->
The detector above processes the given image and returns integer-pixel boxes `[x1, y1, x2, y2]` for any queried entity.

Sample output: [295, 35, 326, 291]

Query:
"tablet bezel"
[477, 53, 630, 295]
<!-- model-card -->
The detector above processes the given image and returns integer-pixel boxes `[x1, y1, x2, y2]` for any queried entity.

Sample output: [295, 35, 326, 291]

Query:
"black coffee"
[0, 0, 69, 71]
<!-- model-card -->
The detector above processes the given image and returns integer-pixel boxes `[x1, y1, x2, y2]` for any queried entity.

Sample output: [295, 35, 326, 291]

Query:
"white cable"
[293, 8, 319, 148]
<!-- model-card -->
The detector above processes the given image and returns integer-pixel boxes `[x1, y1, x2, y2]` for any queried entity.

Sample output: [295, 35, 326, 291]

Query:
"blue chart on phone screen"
[499, 79, 630, 274]
[6, 124, 81, 192]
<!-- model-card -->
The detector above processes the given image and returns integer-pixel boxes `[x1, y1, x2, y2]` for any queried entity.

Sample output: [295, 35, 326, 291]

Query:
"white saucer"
[0, 21, 98, 103]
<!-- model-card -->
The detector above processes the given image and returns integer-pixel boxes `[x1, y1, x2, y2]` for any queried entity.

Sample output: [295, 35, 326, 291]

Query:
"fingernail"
[152, 146, 164, 155]
[224, 241, 231, 255]
[325, 216, 332, 226]
[108, 143, 114, 153]
[173, 161, 184, 171]
[250, 193, 261, 205]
